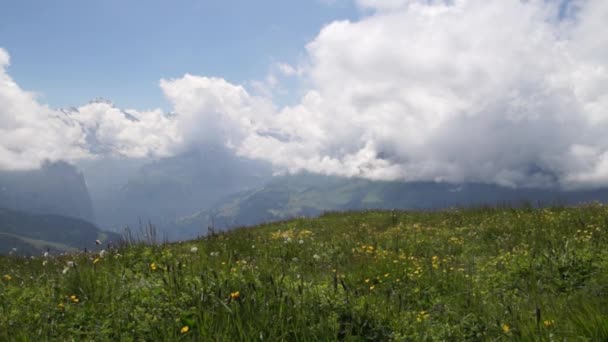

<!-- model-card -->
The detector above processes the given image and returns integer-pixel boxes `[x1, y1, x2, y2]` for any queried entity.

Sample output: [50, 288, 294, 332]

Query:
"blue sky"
[0, 0, 358, 110]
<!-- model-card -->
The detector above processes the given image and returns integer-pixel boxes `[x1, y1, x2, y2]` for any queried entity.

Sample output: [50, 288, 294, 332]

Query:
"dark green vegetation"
[0, 208, 120, 255]
[2, 205, 608, 340]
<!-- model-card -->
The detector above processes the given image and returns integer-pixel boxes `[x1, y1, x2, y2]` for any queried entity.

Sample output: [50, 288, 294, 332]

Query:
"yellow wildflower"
[93, 258, 100, 265]
[180, 326, 190, 334]
[543, 319, 555, 328]
[502, 323, 510, 333]
[416, 310, 430, 322]
[150, 263, 157, 271]
[230, 291, 240, 300]
[70, 295, 79, 303]
[2, 274, 11, 281]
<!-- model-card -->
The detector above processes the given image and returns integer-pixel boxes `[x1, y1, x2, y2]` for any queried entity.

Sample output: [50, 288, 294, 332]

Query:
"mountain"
[174, 173, 608, 238]
[81, 145, 272, 233]
[0, 161, 95, 222]
[0, 207, 121, 256]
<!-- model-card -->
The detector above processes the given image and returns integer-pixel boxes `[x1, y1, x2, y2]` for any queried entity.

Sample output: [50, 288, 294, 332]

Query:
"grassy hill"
[0, 208, 121, 255]
[2, 205, 608, 340]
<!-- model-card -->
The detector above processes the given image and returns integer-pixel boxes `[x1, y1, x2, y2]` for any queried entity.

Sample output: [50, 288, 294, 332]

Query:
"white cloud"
[0, 49, 179, 170]
[0, 50, 87, 170]
[1, 0, 608, 189]
[277, 63, 301, 77]
[159, 0, 608, 189]
[355, 0, 412, 11]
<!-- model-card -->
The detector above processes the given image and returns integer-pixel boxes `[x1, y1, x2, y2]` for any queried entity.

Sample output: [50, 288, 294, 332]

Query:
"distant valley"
[3, 146, 608, 246]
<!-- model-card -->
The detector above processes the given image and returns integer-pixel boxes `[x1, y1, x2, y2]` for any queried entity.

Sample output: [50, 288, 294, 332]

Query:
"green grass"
[2, 204, 608, 341]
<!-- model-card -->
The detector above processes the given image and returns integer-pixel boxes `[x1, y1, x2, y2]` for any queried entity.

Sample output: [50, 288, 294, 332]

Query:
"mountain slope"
[0, 161, 95, 222]
[0, 208, 121, 255]
[175, 174, 608, 238]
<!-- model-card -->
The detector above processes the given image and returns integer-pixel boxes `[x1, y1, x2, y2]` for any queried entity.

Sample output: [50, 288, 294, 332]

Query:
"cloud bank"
[0, 51, 180, 170]
[1, 0, 608, 189]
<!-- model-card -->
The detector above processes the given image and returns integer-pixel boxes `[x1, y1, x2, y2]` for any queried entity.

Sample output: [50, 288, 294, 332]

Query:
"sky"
[0, 0, 358, 110]
[1, 0, 608, 190]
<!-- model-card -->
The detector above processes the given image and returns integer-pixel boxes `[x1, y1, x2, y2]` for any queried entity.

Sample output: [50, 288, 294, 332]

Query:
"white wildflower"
[298, 239, 304, 244]
[62, 267, 70, 274]
[292, 257, 299, 262]
[99, 249, 107, 258]
[43, 251, 49, 258]
[190, 246, 198, 253]
[42, 260, 48, 266]
[313, 254, 321, 260]
[67, 261, 75, 268]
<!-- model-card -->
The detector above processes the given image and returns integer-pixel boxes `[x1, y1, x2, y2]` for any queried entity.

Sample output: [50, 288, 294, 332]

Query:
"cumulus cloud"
[1, 0, 608, 189]
[0, 48, 179, 170]
[159, 0, 608, 189]
[0, 50, 87, 170]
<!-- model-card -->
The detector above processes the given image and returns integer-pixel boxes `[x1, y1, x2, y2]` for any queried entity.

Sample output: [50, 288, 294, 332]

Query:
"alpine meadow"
[3, 205, 608, 340]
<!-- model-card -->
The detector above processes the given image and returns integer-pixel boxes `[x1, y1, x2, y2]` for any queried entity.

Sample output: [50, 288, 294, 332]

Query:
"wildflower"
[180, 326, 190, 334]
[292, 257, 299, 262]
[284, 237, 292, 243]
[99, 249, 107, 258]
[150, 263, 158, 271]
[501, 323, 510, 333]
[42, 260, 48, 266]
[369, 285, 375, 290]
[543, 319, 555, 328]
[190, 246, 198, 253]
[416, 311, 430, 322]
[251, 245, 256, 249]
[364, 278, 370, 283]
[298, 239, 304, 244]
[230, 291, 240, 300]
[43, 251, 49, 258]
[62, 267, 70, 274]
[67, 261, 75, 268]
[57, 303, 65, 310]
[70, 295, 79, 303]
[2, 274, 11, 281]
[313, 254, 321, 260]
[93, 258, 100, 265]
